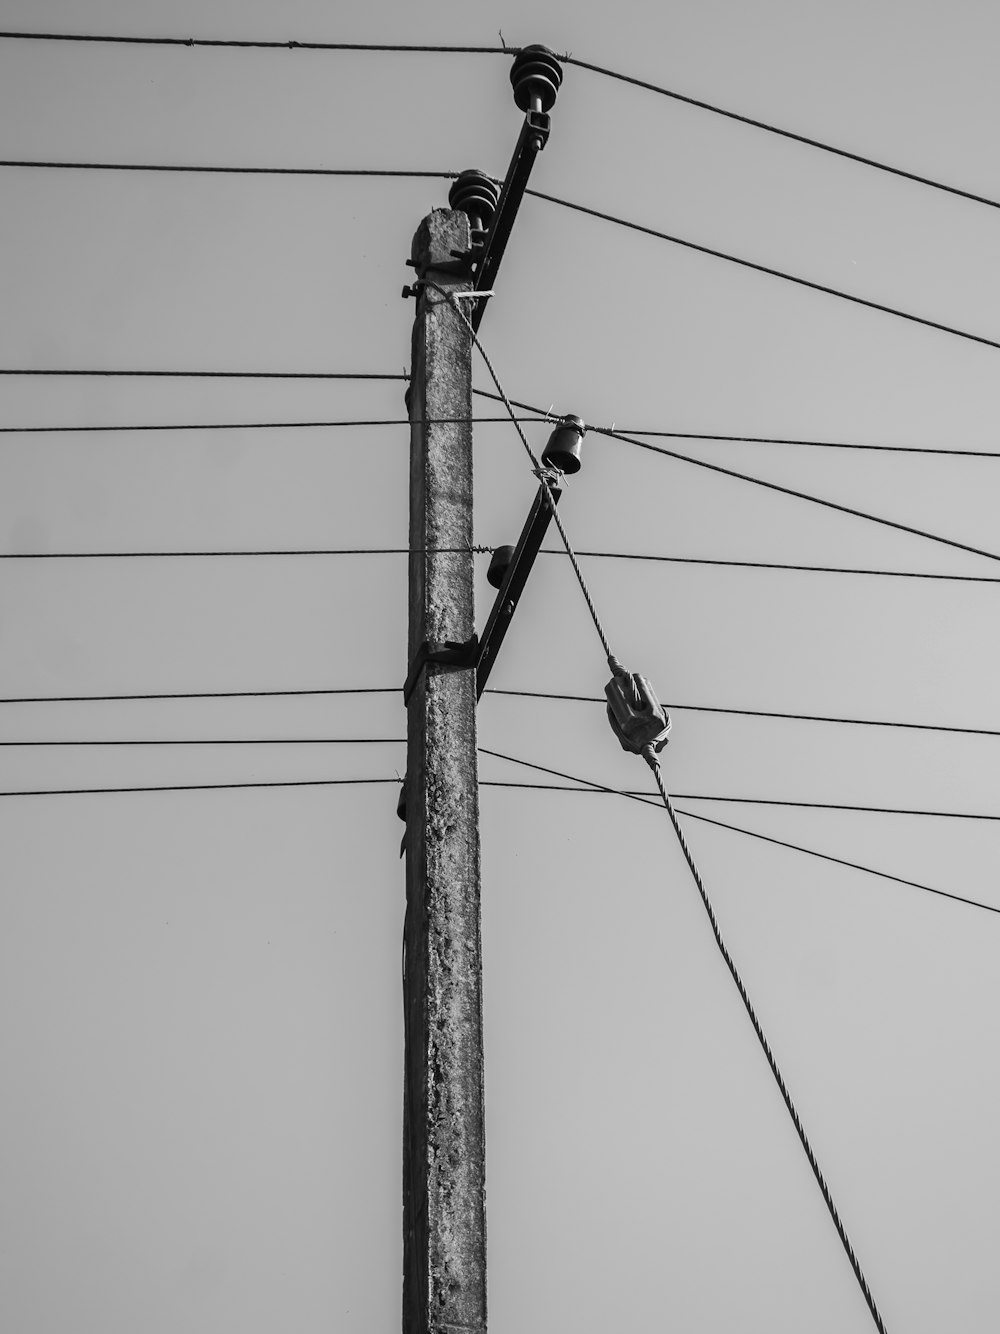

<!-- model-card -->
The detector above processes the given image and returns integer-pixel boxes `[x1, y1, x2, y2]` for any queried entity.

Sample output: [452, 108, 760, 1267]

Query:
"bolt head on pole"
[541, 414, 585, 474]
[510, 44, 564, 112]
[448, 170, 501, 232]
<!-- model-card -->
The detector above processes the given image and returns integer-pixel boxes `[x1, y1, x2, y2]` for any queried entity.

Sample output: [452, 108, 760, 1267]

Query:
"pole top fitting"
[448, 170, 501, 231]
[510, 45, 563, 112]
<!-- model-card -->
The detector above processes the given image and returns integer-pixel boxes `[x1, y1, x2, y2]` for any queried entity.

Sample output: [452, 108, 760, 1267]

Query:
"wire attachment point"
[605, 661, 671, 754]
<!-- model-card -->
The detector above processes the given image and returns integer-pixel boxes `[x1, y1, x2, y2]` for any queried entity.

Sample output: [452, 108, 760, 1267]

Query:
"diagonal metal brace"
[469, 110, 550, 331]
[403, 634, 480, 707]
[475, 479, 561, 697]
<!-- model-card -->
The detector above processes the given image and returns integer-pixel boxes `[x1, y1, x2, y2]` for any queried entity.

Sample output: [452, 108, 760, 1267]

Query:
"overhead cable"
[0, 415, 542, 434]
[527, 189, 1000, 355]
[0, 777, 398, 797]
[2, 412, 998, 458]
[2, 31, 995, 215]
[561, 57, 1000, 214]
[479, 761, 1000, 917]
[0, 547, 433, 560]
[479, 747, 1000, 822]
[0, 687, 399, 704]
[0, 159, 455, 178]
[0, 31, 510, 54]
[554, 551, 1000, 584]
[602, 429, 1000, 459]
[2, 684, 996, 743]
[0, 368, 408, 379]
[5, 543, 999, 584]
[490, 690, 1000, 739]
[0, 737, 404, 747]
[432, 284, 616, 659]
[6, 145, 994, 355]
[673, 806, 1000, 919]
[466, 309, 889, 1326]
[482, 387, 1000, 569]
[595, 425, 1000, 566]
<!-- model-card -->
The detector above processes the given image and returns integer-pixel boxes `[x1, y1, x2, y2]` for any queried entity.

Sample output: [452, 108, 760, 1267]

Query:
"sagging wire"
[430, 290, 890, 1330]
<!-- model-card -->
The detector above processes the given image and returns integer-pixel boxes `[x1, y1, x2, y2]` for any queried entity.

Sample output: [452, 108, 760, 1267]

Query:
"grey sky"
[2, 1, 1000, 1330]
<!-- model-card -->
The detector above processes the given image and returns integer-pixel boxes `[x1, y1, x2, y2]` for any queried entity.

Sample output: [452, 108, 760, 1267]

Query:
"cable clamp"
[403, 635, 479, 706]
[605, 658, 672, 754]
[531, 463, 561, 487]
[401, 280, 495, 303]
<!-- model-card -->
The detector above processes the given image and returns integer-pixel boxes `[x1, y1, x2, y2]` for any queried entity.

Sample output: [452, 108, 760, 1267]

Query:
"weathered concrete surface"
[402, 209, 487, 1334]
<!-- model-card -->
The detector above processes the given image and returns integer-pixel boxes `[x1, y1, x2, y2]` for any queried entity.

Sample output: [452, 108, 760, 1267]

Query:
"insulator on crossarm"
[540, 414, 585, 474]
[448, 170, 500, 234]
[510, 44, 563, 112]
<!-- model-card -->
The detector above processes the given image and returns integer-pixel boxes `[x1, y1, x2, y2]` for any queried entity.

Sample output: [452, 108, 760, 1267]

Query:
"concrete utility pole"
[399, 46, 565, 1333]
[401, 207, 485, 1334]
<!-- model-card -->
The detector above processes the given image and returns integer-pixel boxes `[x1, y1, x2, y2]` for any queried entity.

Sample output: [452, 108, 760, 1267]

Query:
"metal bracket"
[403, 634, 480, 706]
[469, 111, 551, 331]
[475, 479, 561, 697]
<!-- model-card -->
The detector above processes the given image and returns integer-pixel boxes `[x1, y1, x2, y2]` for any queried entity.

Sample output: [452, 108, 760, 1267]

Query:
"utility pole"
[401, 207, 485, 1334]
[399, 45, 565, 1334]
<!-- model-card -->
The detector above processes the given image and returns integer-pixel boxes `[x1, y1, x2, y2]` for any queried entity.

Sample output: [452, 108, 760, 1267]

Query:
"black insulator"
[541, 414, 585, 474]
[487, 545, 516, 589]
[448, 169, 500, 231]
[510, 44, 563, 112]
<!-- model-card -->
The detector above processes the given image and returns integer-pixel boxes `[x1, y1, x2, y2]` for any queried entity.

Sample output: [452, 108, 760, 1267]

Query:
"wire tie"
[450, 290, 495, 300]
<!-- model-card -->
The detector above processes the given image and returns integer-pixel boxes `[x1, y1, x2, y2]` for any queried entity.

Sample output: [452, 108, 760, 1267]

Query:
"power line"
[489, 689, 1000, 739]
[0, 159, 456, 178]
[433, 283, 616, 662]
[481, 763, 1000, 917]
[553, 550, 1000, 585]
[561, 56, 1000, 214]
[0, 687, 399, 704]
[2, 683, 997, 744]
[460, 299, 886, 1318]
[475, 299, 886, 1312]
[527, 188, 1000, 355]
[663, 794, 1000, 822]
[3, 751, 992, 919]
[2, 410, 996, 458]
[0, 415, 542, 435]
[0, 548, 422, 559]
[2, 31, 994, 216]
[479, 749, 1000, 822]
[672, 807, 1000, 919]
[0, 737, 404, 746]
[0, 31, 511, 54]
[474, 388, 1000, 569]
[7, 146, 992, 356]
[594, 425, 1000, 567]
[5, 544, 999, 585]
[0, 777, 398, 797]
[602, 429, 1000, 459]
[0, 368, 408, 379]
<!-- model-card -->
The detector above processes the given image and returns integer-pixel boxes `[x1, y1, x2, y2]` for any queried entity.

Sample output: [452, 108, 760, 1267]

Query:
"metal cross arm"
[447, 45, 564, 332]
